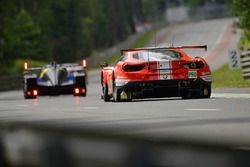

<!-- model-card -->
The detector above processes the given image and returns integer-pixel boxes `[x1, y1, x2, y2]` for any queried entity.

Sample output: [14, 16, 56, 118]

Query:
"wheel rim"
[203, 87, 208, 96]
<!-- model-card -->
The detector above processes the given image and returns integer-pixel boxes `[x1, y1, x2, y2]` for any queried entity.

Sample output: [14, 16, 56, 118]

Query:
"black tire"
[82, 91, 87, 97]
[113, 87, 121, 102]
[103, 84, 110, 102]
[201, 84, 211, 98]
[23, 83, 28, 99]
[181, 89, 191, 99]
[126, 89, 133, 102]
[24, 92, 29, 99]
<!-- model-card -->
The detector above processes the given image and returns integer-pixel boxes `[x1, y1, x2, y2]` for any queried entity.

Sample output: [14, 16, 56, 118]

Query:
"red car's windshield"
[132, 50, 181, 61]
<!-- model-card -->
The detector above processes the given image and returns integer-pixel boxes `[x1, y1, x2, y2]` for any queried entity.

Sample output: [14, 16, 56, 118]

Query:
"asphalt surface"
[1, 18, 250, 149]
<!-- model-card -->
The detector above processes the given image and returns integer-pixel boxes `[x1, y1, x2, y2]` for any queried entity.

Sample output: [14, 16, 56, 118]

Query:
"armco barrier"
[0, 75, 22, 91]
[1, 123, 250, 167]
[241, 51, 250, 80]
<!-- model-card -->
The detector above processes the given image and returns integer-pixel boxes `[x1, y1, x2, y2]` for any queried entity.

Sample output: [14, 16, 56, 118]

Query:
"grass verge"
[212, 64, 250, 89]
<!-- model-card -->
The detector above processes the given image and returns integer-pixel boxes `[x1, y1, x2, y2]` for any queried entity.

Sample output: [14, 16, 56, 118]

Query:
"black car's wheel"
[103, 84, 110, 102]
[23, 92, 29, 99]
[113, 87, 121, 102]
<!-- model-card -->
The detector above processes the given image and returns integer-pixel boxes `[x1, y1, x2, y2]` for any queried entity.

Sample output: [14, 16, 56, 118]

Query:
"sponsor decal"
[163, 74, 168, 79]
[158, 61, 172, 80]
[158, 61, 171, 69]
[39, 69, 48, 78]
[188, 71, 197, 79]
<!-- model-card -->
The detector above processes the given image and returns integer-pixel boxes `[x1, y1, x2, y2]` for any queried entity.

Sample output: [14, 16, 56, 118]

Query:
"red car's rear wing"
[121, 45, 207, 54]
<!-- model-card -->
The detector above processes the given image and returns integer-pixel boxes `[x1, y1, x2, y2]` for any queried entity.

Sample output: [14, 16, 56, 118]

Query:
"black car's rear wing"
[23, 62, 42, 71]
[23, 59, 88, 73]
[121, 45, 207, 55]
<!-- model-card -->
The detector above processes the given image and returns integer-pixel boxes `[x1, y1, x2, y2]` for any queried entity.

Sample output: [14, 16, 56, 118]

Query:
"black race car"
[23, 60, 87, 99]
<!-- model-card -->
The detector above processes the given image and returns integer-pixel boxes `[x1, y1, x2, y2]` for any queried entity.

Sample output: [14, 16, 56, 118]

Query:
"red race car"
[100, 45, 212, 102]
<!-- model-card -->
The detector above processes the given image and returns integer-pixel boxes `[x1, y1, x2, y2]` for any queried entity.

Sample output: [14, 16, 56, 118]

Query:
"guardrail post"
[0, 75, 22, 91]
[240, 51, 250, 81]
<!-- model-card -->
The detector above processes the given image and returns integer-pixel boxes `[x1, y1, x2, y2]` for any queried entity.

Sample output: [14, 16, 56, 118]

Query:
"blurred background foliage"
[230, 0, 250, 50]
[0, 0, 167, 69]
[0, 0, 246, 74]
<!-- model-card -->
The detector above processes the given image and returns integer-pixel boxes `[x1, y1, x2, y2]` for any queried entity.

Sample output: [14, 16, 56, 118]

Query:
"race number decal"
[228, 50, 240, 69]
[188, 71, 197, 79]
[158, 61, 171, 80]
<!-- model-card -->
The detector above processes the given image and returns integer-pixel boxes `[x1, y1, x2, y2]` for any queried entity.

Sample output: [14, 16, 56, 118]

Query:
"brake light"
[27, 91, 31, 96]
[24, 62, 28, 70]
[33, 90, 38, 96]
[74, 88, 80, 94]
[82, 59, 87, 68]
[123, 64, 145, 72]
[82, 88, 86, 94]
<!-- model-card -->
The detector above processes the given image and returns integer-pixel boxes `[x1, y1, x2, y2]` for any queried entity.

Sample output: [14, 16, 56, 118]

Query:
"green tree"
[50, 0, 83, 62]
[231, 0, 250, 28]
[3, 9, 42, 61]
[0, 0, 169, 68]
[231, 0, 250, 48]
[141, 0, 166, 21]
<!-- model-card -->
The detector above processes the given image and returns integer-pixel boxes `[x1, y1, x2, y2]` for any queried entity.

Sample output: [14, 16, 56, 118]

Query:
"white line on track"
[184, 108, 221, 111]
[80, 106, 99, 110]
[16, 104, 29, 107]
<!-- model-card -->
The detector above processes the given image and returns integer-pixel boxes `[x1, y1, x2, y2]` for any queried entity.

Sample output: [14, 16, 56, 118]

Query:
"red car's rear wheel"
[103, 84, 111, 102]
[113, 87, 121, 102]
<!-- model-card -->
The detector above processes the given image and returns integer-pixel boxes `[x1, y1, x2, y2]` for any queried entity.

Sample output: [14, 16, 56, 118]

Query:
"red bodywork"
[101, 45, 212, 101]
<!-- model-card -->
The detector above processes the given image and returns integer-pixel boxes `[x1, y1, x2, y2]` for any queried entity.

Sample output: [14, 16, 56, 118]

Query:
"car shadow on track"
[132, 97, 182, 103]
[103, 97, 217, 103]
[130, 97, 216, 103]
